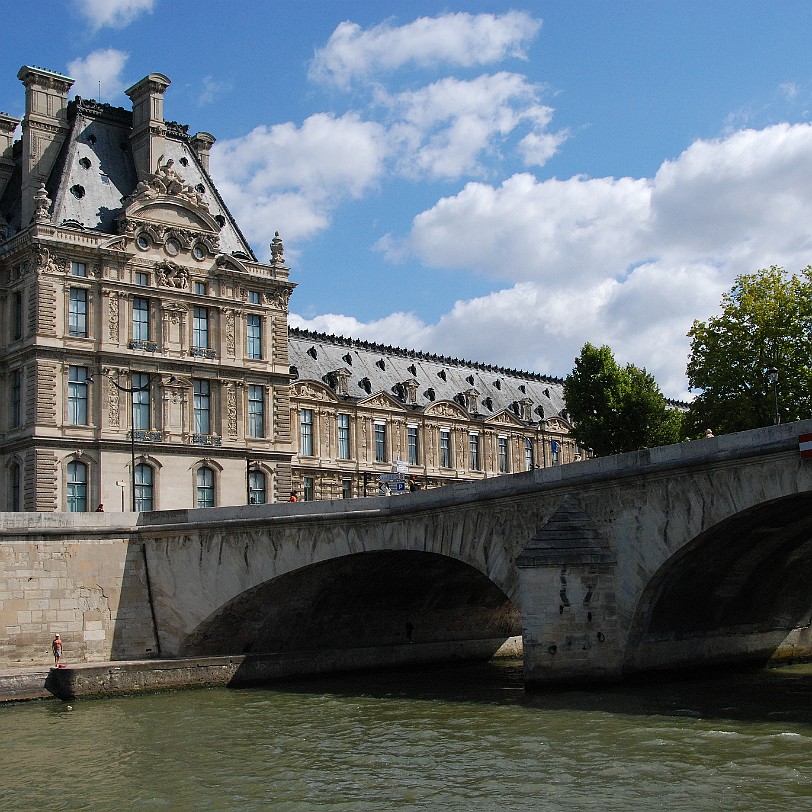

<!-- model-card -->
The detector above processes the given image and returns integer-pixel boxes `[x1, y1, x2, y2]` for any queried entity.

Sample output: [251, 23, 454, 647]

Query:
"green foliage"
[686, 266, 812, 435]
[564, 343, 683, 456]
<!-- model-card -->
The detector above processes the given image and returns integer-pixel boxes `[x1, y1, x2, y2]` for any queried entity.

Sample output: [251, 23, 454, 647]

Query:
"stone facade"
[0, 65, 576, 513]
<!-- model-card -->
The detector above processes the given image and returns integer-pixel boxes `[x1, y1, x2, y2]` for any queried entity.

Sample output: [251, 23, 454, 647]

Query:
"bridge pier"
[518, 496, 623, 685]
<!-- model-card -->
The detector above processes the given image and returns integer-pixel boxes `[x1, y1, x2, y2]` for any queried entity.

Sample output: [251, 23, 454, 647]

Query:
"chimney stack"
[125, 73, 171, 181]
[191, 131, 216, 173]
[0, 112, 21, 200]
[17, 66, 74, 226]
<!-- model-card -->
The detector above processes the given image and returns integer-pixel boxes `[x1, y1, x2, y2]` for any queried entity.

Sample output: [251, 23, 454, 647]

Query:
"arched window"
[248, 469, 266, 504]
[67, 460, 88, 512]
[196, 466, 215, 508]
[134, 463, 154, 512]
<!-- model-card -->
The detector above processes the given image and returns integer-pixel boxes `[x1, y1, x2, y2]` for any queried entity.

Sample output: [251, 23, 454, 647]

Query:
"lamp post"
[104, 369, 151, 511]
[767, 367, 779, 425]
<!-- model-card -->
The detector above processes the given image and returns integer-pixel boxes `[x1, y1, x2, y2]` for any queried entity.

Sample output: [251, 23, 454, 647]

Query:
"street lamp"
[767, 367, 779, 425]
[102, 369, 151, 511]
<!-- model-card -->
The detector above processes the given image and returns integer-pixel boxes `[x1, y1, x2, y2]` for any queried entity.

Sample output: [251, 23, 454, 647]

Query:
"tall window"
[11, 369, 21, 428]
[374, 421, 387, 463]
[196, 466, 215, 508]
[469, 433, 480, 470]
[303, 476, 314, 501]
[342, 478, 353, 499]
[498, 437, 508, 473]
[337, 413, 350, 459]
[440, 428, 452, 468]
[551, 439, 560, 465]
[407, 425, 419, 465]
[67, 366, 89, 425]
[246, 314, 262, 359]
[68, 288, 88, 336]
[13, 292, 22, 340]
[10, 463, 21, 511]
[193, 380, 211, 434]
[66, 460, 88, 512]
[193, 306, 209, 349]
[248, 469, 266, 504]
[300, 408, 313, 456]
[132, 372, 150, 431]
[71, 261, 87, 277]
[248, 385, 264, 438]
[134, 464, 154, 511]
[525, 438, 535, 471]
[132, 297, 150, 341]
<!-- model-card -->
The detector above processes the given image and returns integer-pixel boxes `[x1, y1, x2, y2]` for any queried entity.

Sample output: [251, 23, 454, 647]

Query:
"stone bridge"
[2, 420, 811, 685]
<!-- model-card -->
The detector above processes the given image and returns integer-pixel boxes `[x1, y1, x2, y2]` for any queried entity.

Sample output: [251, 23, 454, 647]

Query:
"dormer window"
[360, 377, 372, 395]
[329, 368, 351, 397]
[376, 358, 386, 370]
[402, 379, 419, 406]
[307, 346, 318, 359]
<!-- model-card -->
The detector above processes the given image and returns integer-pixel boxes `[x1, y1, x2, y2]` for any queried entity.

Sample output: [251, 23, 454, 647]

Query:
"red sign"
[800, 433, 812, 459]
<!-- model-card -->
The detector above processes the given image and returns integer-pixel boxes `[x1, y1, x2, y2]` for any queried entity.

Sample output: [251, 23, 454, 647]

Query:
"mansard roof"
[288, 327, 569, 424]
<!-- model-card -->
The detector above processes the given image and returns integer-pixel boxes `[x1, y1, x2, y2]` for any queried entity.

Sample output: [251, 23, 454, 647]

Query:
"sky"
[4, 1, 812, 399]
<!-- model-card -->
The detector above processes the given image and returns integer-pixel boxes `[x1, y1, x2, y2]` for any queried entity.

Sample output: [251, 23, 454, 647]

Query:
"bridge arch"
[624, 492, 812, 673]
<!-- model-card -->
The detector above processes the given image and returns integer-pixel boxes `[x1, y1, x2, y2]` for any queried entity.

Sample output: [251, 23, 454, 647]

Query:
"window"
[342, 478, 353, 499]
[469, 433, 480, 470]
[196, 466, 215, 508]
[135, 271, 149, 286]
[551, 439, 560, 465]
[132, 297, 150, 341]
[246, 314, 262, 359]
[67, 366, 90, 425]
[248, 290, 261, 305]
[194, 281, 207, 295]
[132, 372, 150, 431]
[525, 438, 534, 471]
[498, 437, 509, 473]
[300, 408, 313, 456]
[68, 288, 88, 336]
[13, 292, 22, 340]
[337, 413, 350, 459]
[134, 464, 153, 511]
[248, 385, 264, 438]
[193, 380, 211, 435]
[407, 425, 419, 465]
[248, 469, 266, 504]
[71, 261, 87, 277]
[10, 463, 21, 511]
[11, 370, 21, 429]
[303, 476, 314, 501]
[440, 428, 452, 468]
[66, 460, 88, 512]
[193, 306, 209, 349]
[374, 421, 387, 463]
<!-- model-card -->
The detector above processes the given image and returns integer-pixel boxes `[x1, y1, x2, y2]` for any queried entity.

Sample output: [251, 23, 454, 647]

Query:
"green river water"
[2, 660, 811, 811]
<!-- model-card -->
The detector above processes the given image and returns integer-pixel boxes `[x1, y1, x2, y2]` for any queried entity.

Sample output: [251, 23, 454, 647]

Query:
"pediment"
[124, 196, 220, 233]
[486, 410, 525, 428]
[424, 400, 468, 419]
[544, 416, 571, 432]
[359, 392, 404, 410]
[292, 381, 339, 403]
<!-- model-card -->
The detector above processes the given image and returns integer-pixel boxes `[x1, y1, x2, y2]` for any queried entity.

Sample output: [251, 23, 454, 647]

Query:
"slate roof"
[1, 98, 253, 259]
[288, 327, 569, 423]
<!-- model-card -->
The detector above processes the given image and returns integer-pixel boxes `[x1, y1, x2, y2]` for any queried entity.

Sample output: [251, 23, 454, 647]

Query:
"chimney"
[17, 66, 74, 226]
[191, 131, 216, 173]
[125, 73, 171, 181]
[0, 112, 21, 200]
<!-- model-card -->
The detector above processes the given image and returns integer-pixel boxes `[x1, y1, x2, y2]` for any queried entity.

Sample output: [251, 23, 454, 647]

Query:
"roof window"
[70, 185, 85, 199]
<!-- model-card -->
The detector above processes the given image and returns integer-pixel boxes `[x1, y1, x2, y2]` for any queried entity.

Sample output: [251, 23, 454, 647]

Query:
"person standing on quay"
[52, 634, 62, 667]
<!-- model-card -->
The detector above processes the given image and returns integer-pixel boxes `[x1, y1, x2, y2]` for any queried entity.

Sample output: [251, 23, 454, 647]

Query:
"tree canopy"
[563, 343, 683, 456]
[686, 266, 812, 435]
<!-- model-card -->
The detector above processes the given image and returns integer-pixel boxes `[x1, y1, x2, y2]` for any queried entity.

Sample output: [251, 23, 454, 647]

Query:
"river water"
[2, 660, 811, 811]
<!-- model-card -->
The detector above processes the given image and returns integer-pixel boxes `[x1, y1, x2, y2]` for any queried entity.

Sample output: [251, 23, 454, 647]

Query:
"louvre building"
[0, 66, 576, 512]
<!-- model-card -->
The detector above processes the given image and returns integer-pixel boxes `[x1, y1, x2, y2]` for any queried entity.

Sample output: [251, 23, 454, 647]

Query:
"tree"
[686, 266, 812, 436]
[564, 343, 683, 456]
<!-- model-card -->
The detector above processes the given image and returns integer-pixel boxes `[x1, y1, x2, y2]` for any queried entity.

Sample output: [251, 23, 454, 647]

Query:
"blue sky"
[4, 1, 812, 398]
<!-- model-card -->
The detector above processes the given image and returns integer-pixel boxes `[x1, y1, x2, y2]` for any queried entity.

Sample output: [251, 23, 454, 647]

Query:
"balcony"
[189, 346, 217, 360]
[128, 339, 158, 352]
[192, 433, 222, 447]
[132, 430, 162, 442]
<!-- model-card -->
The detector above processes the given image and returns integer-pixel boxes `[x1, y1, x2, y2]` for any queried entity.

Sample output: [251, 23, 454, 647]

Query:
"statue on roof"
[270, 231, 285, 267]
[33, 183, 52, 223]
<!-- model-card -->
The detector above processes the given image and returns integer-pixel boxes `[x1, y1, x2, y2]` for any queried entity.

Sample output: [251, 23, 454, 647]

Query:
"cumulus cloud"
[210, 113, 389, 244]
[67, 49, 129, 101]
[309, 11, 541, 87]
[74, 0, 154, 30]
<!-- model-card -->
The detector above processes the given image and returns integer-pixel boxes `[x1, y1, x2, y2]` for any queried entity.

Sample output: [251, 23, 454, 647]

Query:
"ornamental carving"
[295, 383, 333, 402]
[426, 402, 467, 419]
[267, 288, 291, 310]
[224, 309, 235, 355]
[33, 183, 52, 223]
[108, 293, 119, 342]
[155, 260, 189, 289]
[123, 159, 210, 212]
[227, 384, 238, 437]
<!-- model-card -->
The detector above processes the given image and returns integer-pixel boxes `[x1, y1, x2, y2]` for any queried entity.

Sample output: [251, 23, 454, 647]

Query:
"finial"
[33, 183, 52, 223]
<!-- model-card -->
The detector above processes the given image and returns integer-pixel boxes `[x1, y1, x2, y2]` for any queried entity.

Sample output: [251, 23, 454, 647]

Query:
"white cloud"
[309, 11, 541, 87]
[74, 0, 154, 30]
[210, 113, 389, 244]
[67, 49, 129, 101]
